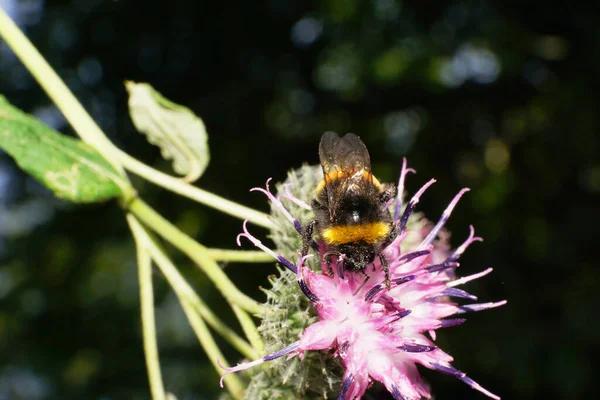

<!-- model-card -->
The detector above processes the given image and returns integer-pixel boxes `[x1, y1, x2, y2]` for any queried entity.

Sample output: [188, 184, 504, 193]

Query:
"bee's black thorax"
[318, 186, 383, 226]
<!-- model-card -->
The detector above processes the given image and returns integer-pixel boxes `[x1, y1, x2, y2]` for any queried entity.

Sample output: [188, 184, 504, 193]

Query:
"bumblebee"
[301, 132, 399, 289]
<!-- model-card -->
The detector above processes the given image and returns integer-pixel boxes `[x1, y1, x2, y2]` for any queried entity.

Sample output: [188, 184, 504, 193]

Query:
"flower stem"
[131, 213, 259, 359]
[128, 216, 245, 399]
[128, 198, 265, 315]
[231, 305, 264, 354]
[127, 214, 259, 359]
[117, 149, 276, 230]
[187, 293, 260, 360]
[128, 215, 166, 400]
[178, 297, 244, 399]
[207, 248, 274, 263]
[0, 8, 126, 178]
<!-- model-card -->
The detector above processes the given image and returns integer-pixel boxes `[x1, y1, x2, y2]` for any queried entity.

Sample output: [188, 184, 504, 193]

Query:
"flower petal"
[299, 320, 339, 350]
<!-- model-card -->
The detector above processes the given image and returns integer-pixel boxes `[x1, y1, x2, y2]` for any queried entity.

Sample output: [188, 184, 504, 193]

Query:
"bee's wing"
[318, 132, 373, 220]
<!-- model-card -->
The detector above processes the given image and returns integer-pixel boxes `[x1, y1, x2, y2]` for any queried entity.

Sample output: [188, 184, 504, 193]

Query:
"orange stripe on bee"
[322, 221, 390, 245]
[316, 170, 382, 194]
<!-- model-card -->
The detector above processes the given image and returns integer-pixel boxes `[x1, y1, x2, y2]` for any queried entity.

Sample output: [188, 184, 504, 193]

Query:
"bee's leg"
[381, 220, 400, 249]
[323, 251, 341, 277]
[303, 199, 328, 252]
[353, 269, 371, 295]
[378, 252, 391, 290]
[300, 219, 317, 258]
[379, 183, 398, 205]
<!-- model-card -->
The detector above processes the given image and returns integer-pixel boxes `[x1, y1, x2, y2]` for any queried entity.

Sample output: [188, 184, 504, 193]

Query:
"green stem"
[188, 293, 260, 360]
[129, 216, 258, 359]
[128, 215, 166, 400]
[231, 305, 264, 354]
[129, 216, 245, 399]
[178, 299, 244, 399]
[116, 149, 276, 230]
[0, 8, 126, 177]
[207, 248, 274, 263]
[129, 198, 264, 315]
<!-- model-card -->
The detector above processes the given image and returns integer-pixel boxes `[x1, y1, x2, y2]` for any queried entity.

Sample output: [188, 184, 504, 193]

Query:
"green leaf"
[126, 81, 210, 183]
[0, 96, 123, 203]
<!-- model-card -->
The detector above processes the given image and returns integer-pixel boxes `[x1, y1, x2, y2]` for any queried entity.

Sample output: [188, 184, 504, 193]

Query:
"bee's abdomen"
[321, 222, 390, 245]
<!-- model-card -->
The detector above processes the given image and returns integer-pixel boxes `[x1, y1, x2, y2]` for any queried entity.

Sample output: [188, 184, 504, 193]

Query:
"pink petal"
[338, 370, 370, 400]
[367, 353, 425, 400]
[299, 320, 339, 351]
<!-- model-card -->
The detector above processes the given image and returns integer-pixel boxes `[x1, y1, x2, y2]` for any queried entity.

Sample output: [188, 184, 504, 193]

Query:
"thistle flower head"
[222, 161, 505, 400]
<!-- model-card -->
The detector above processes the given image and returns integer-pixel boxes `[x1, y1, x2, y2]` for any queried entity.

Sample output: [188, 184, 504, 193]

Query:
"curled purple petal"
[419, 188, 470, 249]
[432, 364, 501, 400]
[458, 375, 501, 400]
[393, 275, 415, 285]
[339, 341, 350, 354]
[275, 255, 297, 272]
[338, 374, 354, 400]
[336, 260, 345, 279]
[237, 220, 297, 273]
[447, 225, 483, 261]
[387, 309, 412, 323]
[394, 157, 416, 221]
[440, 287, 478, 301]
[364, 274, 414, 302]
[297, 257, 319, 302]
[264, 341, 301, 361]
[298, 279, 319, 302]
[400, 178, 436, 231]
[458, 300, 507, 313]
[425, 260, 459, 274]
[251, 178, 301, 233]
[278, 182, 312, 210]
[431, 363, 465, 378]
[219, 341, 301, 387]
[391, 384, 406, 400]
[398, 249, 430, 264]
[448, 267, 494, 287]
[439, 318, 467, 328]
[364, 285, 383, 302]
[293, 220, 303, 233]
[399, 343, 436, 353]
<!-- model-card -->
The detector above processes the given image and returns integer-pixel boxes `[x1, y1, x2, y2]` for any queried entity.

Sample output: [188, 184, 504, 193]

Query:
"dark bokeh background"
[0, 0, 598, 399]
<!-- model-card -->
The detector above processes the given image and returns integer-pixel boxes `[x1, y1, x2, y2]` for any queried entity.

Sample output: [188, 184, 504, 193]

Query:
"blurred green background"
[0, 0, 598, 399]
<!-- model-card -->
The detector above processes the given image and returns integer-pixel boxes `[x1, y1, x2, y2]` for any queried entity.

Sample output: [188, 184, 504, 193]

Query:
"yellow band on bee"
[322, 221, 390, 245]
[316, 170, 382, 194]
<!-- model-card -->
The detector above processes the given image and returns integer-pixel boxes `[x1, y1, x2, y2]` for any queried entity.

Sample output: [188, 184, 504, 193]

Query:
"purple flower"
[220, 160, 506, 399]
